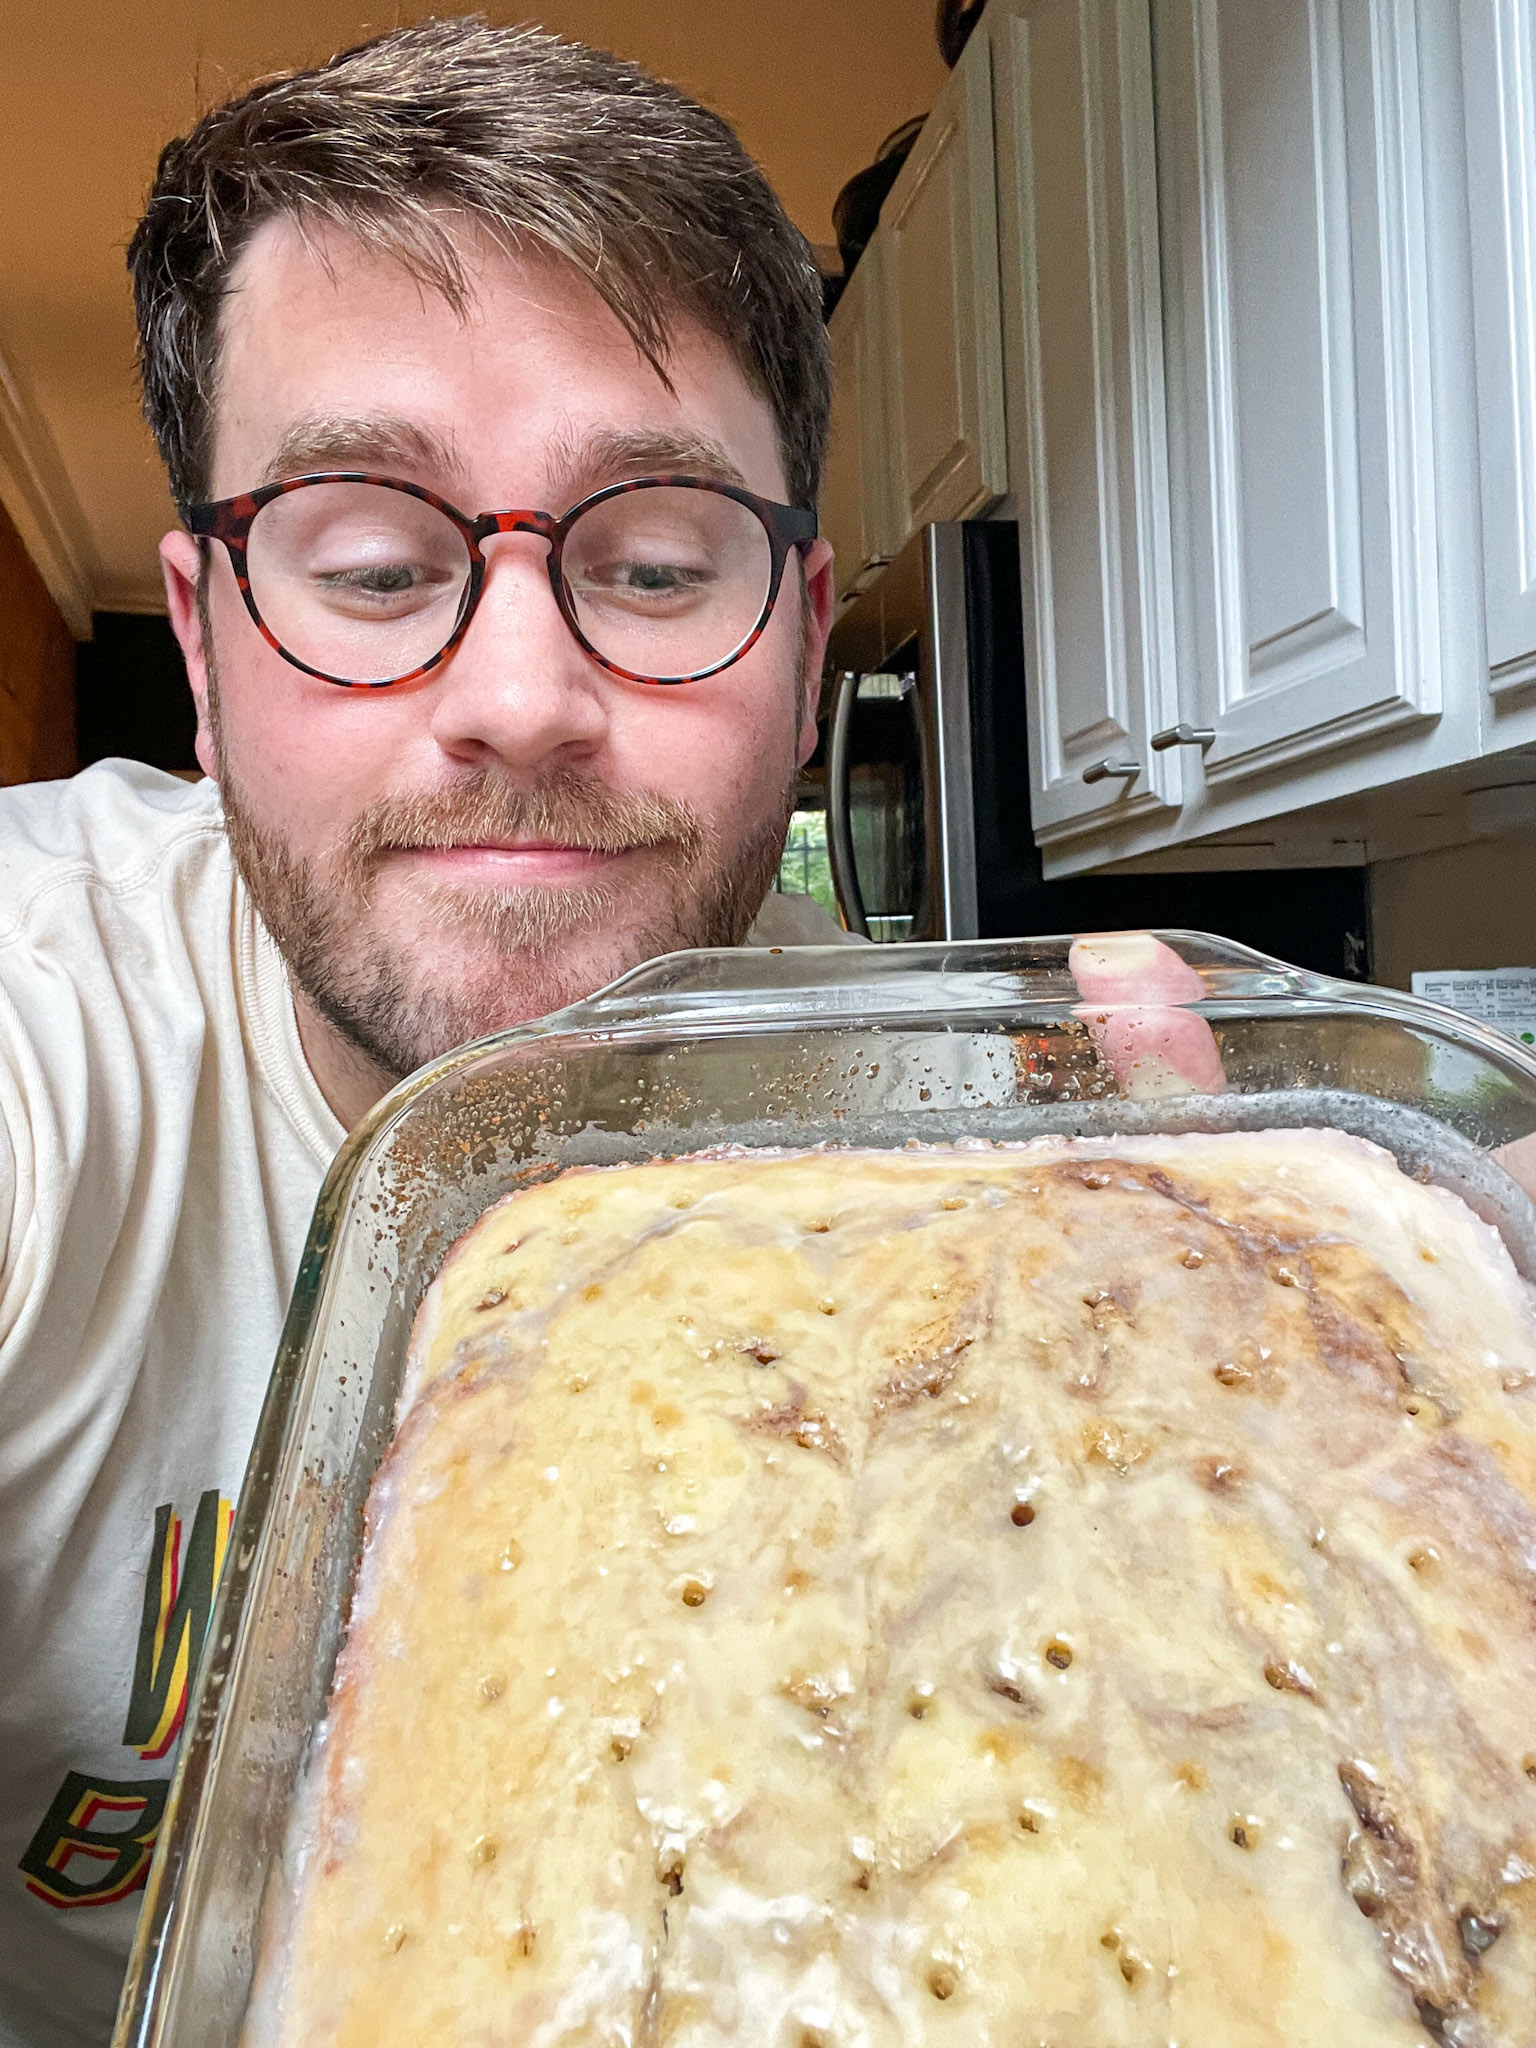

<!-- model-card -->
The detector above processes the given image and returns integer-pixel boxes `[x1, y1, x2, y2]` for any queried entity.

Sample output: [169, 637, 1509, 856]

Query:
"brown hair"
[128, 16, 830, 515]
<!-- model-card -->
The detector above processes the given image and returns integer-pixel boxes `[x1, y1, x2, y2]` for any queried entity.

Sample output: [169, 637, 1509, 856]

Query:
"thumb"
[1068, 932, 1227, 1097]
[1494, 1133, 1536, 1205]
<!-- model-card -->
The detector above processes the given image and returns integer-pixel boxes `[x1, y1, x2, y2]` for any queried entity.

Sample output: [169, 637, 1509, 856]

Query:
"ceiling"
[0, 0, 945, 631]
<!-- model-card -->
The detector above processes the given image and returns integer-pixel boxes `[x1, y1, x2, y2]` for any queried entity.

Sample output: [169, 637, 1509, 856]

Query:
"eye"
[558, 486, 769, 651]
[302, 545, 465, 623]
[598, 558, 711, 597]
[321, 563, 418, 594]
[316, 560, 451, 601]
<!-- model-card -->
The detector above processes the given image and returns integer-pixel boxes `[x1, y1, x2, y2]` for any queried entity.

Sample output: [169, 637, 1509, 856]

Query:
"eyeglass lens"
[243, 481, 776, 684]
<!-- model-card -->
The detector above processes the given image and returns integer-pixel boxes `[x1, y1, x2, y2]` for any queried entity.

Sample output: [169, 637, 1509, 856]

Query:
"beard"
[218, 755, 794, 1082]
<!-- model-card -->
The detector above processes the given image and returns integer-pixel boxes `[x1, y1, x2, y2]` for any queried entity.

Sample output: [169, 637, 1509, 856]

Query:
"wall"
[0, 492, 75, 784]
[0, 0, 949, 614]
[1371, 832, 1536, 988]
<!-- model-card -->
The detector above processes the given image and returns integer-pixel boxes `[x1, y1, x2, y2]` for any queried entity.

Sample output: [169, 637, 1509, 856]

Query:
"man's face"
[160, 217, 832, 1080]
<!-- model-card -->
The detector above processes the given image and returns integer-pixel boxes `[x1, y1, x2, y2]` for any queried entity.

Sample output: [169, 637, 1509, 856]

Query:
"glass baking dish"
[113, 930, 1536, 2047]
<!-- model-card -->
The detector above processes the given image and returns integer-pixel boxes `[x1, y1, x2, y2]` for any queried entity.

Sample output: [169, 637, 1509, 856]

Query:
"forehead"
[209, 213, 786, 503]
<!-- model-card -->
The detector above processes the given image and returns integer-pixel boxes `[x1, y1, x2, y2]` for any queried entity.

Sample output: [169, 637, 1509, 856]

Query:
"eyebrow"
[256, 415, 754, 506]
[258, 414, 465, 490]
[544, 424, 751, 508]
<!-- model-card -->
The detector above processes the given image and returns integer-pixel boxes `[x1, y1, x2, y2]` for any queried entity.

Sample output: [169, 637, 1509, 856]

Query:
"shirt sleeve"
[0, 972, 45, 1359]
[744, 891, 868, 947]
[0, 1084, 13, 1286]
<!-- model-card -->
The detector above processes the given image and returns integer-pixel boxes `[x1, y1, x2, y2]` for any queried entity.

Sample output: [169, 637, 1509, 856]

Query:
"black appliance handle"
[826, 669, 871, 940]
[909, 663, 939, 944]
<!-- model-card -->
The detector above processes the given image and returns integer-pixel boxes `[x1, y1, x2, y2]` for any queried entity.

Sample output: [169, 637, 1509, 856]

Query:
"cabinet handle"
[1150, 723, 1216, 751]
[1082, 759, 1142, 785]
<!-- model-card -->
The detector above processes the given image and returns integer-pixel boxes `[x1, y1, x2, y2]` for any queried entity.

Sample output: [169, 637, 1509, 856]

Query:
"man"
[0, 20, 848, 2043]
[10, 21, 1531, 2048]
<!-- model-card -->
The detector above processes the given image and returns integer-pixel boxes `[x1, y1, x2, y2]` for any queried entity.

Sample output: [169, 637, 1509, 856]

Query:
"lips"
[415, 840, 611, 855]
[390, 841, 629, 885]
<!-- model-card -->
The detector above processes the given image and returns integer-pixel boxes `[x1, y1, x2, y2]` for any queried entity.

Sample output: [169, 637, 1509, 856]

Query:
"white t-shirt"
[0, 760, 851, 2048]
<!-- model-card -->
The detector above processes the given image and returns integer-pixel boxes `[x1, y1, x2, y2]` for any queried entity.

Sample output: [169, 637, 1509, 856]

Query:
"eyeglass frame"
[184, 470, 820, 689]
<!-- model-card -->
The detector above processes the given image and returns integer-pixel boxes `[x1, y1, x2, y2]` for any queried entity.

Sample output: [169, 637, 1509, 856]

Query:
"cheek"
[606, 627, 803, 818]
[613, 686, 795, 820]
[209, 598, 424, 840]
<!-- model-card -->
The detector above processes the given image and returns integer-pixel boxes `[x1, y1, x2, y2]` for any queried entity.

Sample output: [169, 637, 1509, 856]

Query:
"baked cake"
[246, 1133, 1536, 2046]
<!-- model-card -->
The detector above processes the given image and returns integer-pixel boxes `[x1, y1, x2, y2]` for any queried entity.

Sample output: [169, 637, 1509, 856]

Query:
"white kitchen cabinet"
[823, 240, 896, 603]
[991, 0, 1183, 849]
[878, 23, 1009, 545]
[1154, 0, 1444, 786]
[823, 0, 1502, 882]
[1463, 0, 1536, 698]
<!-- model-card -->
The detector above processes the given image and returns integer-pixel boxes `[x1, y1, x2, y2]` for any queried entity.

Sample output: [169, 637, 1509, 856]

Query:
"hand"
[1068, 932, 1226, 1098]
[1067, 929, 1536, 1205]
[1494, 1133, 1536, 1202]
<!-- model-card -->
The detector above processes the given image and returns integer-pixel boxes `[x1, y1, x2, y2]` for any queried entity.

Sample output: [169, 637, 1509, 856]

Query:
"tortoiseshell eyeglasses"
[185, 472, 819, 688]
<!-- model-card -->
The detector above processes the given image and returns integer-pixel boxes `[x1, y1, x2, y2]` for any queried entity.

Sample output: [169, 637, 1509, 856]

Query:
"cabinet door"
[993, 0, 1183, 848]
[1464, 0, 1536, 696]
[880, 25, 1009, 545]
[1156, 0, 1443, 784]
[823, 241, 896, 604]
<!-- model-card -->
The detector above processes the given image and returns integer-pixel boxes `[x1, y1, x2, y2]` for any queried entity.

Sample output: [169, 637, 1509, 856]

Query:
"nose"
[427, 531, 610, 772]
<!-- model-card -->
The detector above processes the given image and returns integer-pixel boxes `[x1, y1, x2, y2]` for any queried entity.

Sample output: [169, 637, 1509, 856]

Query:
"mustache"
[344, 771, 706, 871]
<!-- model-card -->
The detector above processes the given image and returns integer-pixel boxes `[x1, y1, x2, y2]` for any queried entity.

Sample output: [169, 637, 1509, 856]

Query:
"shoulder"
[744, 891, 867, 949]
[0, 763, 236, 1156]
[0, 761, 227, 938]
[0, 766, 238, 1326]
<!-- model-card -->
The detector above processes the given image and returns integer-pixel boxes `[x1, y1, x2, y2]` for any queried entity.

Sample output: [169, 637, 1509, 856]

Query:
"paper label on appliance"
[1411, 968, 1536, 1047]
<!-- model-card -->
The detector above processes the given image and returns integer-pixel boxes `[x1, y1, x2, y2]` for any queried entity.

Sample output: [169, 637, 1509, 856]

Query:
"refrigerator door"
[825, 664, 923, 939]
[824, 523, 989, 939]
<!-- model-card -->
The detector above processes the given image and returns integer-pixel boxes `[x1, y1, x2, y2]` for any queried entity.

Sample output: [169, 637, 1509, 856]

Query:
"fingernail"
[1070, 932, 1163, 975]
[1120, 1054, 1190, 1100]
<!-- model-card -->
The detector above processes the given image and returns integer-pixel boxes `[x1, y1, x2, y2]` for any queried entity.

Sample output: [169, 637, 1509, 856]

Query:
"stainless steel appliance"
[820, 521, 1372, 977]
[823, 523, 989, 941]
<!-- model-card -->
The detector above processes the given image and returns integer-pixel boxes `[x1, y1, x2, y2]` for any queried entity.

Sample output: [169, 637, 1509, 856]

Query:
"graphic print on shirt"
[18, 1490, 233, 1909]
[16, 1776, 171, 1911]
[123, 1491, 235, 1759]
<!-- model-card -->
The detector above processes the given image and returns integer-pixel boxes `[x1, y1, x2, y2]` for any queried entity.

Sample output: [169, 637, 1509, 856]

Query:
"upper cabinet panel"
[823, 241, 895, 604]
[1155, 0, 1443, 783]
[1464, 0, 1536, 696]
[993, 0, 1183, 845]
[880, 26, 1010, 541]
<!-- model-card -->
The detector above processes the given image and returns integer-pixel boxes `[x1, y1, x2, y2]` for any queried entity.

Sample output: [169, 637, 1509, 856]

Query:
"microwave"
[813, 521, 1370, 975]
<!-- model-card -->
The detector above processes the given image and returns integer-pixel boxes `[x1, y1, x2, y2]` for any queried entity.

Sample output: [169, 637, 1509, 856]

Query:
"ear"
[160, 529, 219, 781]
[797, 538, 836, 766]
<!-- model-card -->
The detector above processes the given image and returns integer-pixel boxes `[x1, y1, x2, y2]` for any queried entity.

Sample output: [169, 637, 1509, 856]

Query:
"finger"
[1493, 1133, 1536, 1205]
[1069, 930, 1207, 1005]
[1068, 932, 1227, 1097]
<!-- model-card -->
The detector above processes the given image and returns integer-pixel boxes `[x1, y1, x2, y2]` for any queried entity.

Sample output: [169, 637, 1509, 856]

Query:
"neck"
[290, 977, 399, 1131]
